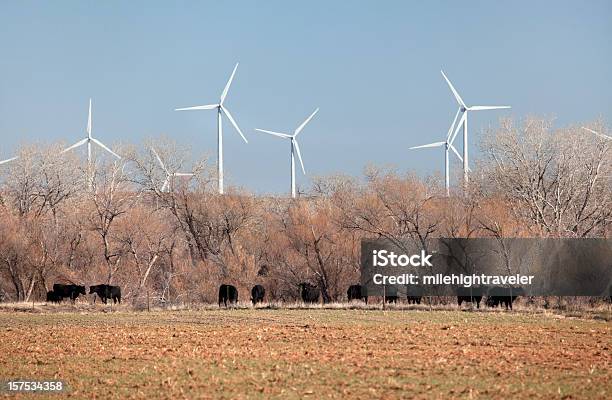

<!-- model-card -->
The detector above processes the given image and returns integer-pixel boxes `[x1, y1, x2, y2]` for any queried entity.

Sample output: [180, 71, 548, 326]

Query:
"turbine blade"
[468, 105, 511, 111]
[449, 112, 467, 145]
[151, 147, 168, 173]
[449, 144, 472, 171]
[173, 172, 194, 177]
[161, 176, 170, 192]
[63, 138, 88, 153]
[255, 129, 291, 139]
[92, 138, 121, 159]
[446, 108, 461, 141]
[293, 139, 306, 174]
[582, 127, 612, 140]
[409, 141, 446, 150]
[221, 105, 248, 143]
[294, 108, 319, 137]
[441, 70, 466, 108]
[87, 98, 92, 138]
[449, 143, 463, 162]
[175, 104, 218, 111]
[220, 62, 239, 104]
[0, 156, 18, 165]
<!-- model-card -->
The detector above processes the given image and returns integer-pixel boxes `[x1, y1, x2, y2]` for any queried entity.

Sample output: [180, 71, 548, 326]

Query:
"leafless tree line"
[0, 119, 609, 303]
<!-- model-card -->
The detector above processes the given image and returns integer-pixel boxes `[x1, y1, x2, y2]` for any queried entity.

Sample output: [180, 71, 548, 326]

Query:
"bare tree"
[1, 144, 85, 220]
[116, 206, 173, 301]
[336, 167, 443, 253]
[88, 156, 136, 283]
[480, 118, 611, 237]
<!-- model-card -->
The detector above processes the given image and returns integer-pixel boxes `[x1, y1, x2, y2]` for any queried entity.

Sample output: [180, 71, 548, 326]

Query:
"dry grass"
[0, 307, 610, 399]
[1, 299, 610, 320]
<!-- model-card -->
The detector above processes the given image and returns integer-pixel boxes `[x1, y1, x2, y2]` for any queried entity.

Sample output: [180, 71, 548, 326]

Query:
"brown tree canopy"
[0, 119, 609, 303]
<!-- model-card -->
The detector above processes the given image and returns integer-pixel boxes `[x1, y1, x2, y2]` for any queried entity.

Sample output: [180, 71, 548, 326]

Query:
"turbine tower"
[255, 108, 319, 198]
[175, 63, 248, 195]
[151, 147, 194, 192]
[440, 70, 510, 185]
[63, 99, 121, 187]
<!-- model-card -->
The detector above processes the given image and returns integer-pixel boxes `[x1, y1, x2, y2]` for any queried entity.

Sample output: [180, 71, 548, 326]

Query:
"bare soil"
[0, 307, 610, 399]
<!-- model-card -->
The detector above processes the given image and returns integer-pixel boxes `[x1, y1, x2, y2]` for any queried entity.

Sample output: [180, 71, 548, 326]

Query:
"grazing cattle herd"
[46, 283, 117, 304]
[42, 281, 530, 310]
[47, 284, 86, 303]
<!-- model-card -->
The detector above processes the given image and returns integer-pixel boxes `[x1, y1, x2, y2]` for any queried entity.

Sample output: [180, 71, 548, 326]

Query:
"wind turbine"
[255, 108, 319, 198]
[410, 109, 465, 196]
[440, 70, 511, 185]
[62, 99, 121, 187]
[582, 127, 612, 141]
[151, 147, 194, 192]
[175, 63, 248, 195]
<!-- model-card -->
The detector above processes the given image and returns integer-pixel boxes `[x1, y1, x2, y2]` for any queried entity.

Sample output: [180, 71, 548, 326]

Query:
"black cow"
[52, 284, 86, 302]
[251, 284, 265, 305]
[457, 295, 482, 308]
[347, 284, 367, 303]
[456, 286, 487, 309]
[89, 284, 122, 304]
[406, 286, 423, 304]
[385, 295, 398, 304]
[486, 287, 524, 310]
[108, 286, 121, 304]
[219, 284, 238, 307]
[299, 283, 320, 303]
[384, 286, 398, 304]
[46, 290, 62, 303]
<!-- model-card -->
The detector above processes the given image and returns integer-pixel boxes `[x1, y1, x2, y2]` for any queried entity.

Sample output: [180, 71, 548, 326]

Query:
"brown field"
[0, 306, 610, 399]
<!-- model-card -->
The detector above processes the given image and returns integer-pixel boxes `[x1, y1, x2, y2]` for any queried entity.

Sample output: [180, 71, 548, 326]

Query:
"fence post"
[382, 285, 386, 311]
[147, 290, 150, 312]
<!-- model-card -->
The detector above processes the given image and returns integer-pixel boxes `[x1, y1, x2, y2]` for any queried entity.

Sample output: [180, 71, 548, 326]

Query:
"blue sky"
[0, 1, 610, 194]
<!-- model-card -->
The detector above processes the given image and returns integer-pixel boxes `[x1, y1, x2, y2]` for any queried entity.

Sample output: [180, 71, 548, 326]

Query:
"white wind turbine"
[255, 108, 319, 198]
[151, 147, 194, 192]
[440, 70, 511, 186]
[582, 127, 612, 141]
[175, 63, 247, 195]
[409, 109, 466, 196]
[62, 99, 121, 187]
